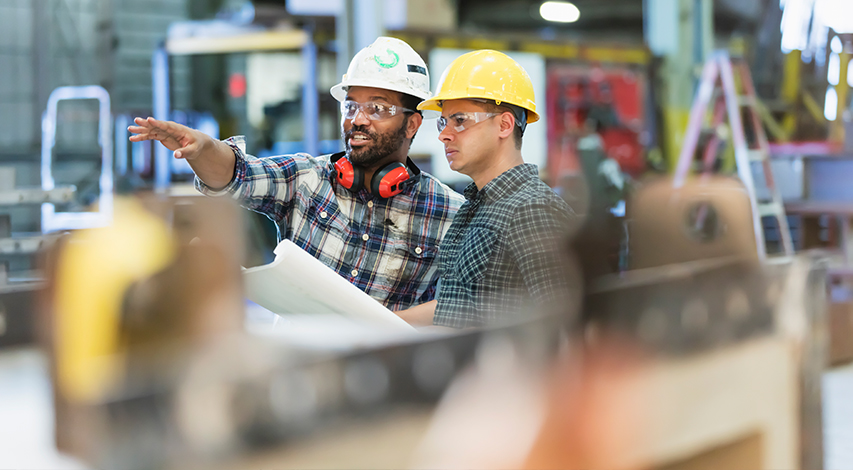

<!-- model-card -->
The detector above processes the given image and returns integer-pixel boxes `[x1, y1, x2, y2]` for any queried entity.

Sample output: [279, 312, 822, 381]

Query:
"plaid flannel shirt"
[433, 163, 578, 328]
[196, 136, 464, 311]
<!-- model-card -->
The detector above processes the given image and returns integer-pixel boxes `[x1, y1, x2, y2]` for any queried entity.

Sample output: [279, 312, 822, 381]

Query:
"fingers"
[128, 131, 150, 142]
[127, 125, 160, 142]
[126, 116, 199, 154]
[146, 116, 171, 130]
[127, 117, 175, 143]
[128, 116, 155, 141]
[128, 126, 149, 140]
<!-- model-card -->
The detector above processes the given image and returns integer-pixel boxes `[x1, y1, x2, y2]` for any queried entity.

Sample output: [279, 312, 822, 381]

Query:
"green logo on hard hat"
[373, 49, 399, 68]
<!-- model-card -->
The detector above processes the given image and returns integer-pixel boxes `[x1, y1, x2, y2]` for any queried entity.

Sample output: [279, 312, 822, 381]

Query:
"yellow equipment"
[49, 195, 245, 405]
[53, 197, 176, 403]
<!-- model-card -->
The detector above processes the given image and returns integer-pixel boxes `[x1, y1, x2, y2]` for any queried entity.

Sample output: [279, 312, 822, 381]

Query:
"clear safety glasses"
[436, 112, 499, 133]
[341, 100, 414, 121]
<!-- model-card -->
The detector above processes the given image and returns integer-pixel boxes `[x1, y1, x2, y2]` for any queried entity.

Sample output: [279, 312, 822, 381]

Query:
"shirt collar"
[463, 163, 539, 202]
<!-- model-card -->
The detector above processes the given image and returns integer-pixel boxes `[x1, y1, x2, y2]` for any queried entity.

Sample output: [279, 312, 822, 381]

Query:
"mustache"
[345, 125, 374, 140]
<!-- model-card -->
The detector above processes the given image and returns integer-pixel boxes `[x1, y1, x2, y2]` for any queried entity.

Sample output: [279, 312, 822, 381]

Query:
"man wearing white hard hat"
[129, 37, 464, 311]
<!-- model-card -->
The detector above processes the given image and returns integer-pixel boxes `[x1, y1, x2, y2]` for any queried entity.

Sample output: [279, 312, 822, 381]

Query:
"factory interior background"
[1, 0, 853, 468]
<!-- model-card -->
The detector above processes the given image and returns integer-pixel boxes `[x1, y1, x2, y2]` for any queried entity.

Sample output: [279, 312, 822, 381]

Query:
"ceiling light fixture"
[539, 1, 580, 23]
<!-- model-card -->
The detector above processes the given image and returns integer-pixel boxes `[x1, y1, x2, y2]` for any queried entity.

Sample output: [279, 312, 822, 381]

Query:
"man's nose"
[352, 108, 371, 126]
[439, 126, 454, 142]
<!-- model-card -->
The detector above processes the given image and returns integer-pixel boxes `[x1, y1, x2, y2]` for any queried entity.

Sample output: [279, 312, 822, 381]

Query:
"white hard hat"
[330, 37, 432, 102]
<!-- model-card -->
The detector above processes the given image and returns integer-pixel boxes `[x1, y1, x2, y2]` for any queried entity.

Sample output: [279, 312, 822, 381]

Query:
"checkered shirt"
[196, 136, 464, 311]
[433, 163, 578, 328]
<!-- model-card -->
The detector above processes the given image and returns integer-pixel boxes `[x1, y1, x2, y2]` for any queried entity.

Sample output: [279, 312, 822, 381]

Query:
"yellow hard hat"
[418, 50, 539, 123]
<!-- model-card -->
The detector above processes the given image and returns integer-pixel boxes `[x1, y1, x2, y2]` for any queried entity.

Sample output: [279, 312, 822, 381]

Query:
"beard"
[342, 119, 408, 168]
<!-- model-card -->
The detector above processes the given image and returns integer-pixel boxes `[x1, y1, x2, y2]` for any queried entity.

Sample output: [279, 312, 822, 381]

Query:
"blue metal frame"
[152, 45, 171, 192]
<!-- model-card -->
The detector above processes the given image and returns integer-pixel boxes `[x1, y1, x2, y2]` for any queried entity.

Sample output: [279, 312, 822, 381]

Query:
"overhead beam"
[165, 30, 308, 55]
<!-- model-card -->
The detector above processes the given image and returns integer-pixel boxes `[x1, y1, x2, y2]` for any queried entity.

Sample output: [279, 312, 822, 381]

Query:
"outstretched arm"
[128, 117, 236, 190]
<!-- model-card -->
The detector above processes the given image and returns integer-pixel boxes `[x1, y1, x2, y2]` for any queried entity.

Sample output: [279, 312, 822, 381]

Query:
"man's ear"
[497, 112, 515, 140]
[406, 112, 423, 139]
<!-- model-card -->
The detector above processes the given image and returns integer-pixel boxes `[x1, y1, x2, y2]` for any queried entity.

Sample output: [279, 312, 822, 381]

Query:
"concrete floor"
[0, 347, 851, 469]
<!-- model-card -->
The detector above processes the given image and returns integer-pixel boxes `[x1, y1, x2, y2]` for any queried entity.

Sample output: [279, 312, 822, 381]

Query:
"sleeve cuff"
[194, 136, 247, 196]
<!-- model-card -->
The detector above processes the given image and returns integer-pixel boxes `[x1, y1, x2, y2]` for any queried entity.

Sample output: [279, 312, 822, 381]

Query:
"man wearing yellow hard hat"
[397, 50, 580, 328]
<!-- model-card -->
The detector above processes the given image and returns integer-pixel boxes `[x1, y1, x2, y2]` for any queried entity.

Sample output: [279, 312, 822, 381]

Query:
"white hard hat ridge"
[330, 36, 432, 102]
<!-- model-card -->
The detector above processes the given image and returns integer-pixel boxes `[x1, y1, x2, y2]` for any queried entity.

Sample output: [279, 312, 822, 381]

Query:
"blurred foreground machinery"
[40, 177, 828, 469]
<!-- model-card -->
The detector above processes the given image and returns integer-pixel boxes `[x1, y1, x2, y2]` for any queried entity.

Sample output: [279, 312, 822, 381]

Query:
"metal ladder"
[673, 50, 794, 261]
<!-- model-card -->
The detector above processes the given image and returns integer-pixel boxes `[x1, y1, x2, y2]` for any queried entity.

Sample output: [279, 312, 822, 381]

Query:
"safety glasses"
[437, 112, 499, 133]
[341, 100, 414, 121]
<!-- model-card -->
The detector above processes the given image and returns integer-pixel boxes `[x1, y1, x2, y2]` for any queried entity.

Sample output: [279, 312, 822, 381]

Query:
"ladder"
[673, 50, 794, 261]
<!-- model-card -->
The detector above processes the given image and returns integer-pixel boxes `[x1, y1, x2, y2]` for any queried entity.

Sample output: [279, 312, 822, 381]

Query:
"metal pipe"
[152, 45, 171, 192]
[336, 0, 355, 84]
[32, 0, 50, 150]
[302, 26, 319, 157]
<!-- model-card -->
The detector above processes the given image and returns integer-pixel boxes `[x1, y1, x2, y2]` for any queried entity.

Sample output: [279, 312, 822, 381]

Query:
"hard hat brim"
[331, 78, 431, 102]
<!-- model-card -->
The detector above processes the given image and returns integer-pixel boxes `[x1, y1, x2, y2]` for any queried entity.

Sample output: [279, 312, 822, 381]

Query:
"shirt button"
[351, 269, 358, 277]
[415, 246, 423, 254]
[320, 211, 328, 219]
[367, 201, 373, 208]
[362, 234, 369, 241]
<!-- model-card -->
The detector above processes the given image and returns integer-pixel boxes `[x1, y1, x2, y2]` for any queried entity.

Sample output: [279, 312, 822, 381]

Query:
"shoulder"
[248, 151, 332, 181]
[303, 153, 334, 172]
[520, 177, 571, 208]
[419, 171, 465, 209]
[259, 151, 330, 170]
[223, 133, 331, 171]
[510, 178, 576, 223]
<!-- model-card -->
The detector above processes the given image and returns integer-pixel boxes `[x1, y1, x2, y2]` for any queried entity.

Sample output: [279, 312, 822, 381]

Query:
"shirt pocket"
[455, 227, 497, 285]
[302, 199, 348, 258]
[380, 237, 437, 306]
[383, 235, 437, 283]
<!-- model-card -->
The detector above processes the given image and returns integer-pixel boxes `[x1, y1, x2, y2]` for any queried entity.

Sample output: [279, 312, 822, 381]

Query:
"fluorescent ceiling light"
[540, 1, 580, 23]
[828, 52, 841, 85]
[815, 0, 853, 34]
[831, 35, 843, 53]
[825, 87, 838, 121]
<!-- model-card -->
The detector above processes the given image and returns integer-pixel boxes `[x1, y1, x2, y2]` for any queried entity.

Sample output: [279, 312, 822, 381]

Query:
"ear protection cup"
[331, 152, 415, 198]
[370, 162, 412, 198]
[333, 156, 364, 192]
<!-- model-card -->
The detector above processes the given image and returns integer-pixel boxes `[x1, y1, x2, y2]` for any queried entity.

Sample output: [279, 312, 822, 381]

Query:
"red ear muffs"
[371, 162, 412, 198]
[331, 152, 414, 198]
[334, 156, 364, 192]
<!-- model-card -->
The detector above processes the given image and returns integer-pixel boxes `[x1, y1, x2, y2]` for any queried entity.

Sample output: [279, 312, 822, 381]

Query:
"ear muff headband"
[331, 152, 415, 198]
